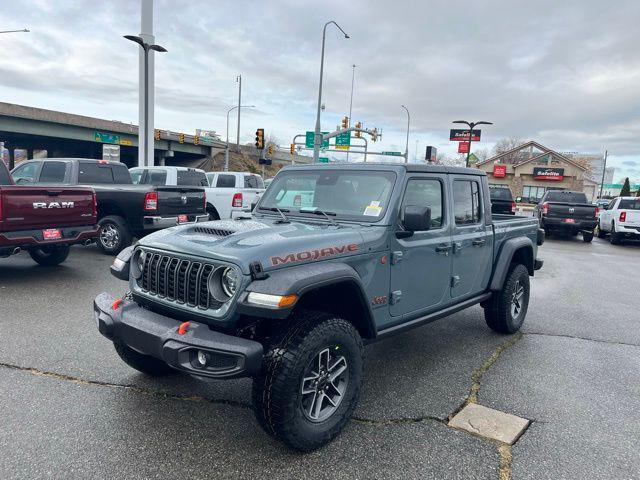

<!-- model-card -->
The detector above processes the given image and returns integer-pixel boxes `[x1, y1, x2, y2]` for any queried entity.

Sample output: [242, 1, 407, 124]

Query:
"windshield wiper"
[259, 206, 290, 223]
[299, 208, 339, 227]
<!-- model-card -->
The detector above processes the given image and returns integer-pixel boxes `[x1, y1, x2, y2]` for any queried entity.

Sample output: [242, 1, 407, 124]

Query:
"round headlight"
[131, 250, 146, 279]
[221, 267, 239, 297]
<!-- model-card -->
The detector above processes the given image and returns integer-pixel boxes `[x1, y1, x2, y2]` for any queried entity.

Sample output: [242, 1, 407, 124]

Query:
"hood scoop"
[192, 226, 236, 237]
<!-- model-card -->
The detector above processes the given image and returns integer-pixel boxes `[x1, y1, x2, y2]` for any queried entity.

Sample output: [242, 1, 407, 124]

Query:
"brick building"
[476, 141, 589, 203]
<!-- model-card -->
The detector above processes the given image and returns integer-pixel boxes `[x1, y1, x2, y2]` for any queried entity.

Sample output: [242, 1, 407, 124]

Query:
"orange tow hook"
[111, 299, 123, 311]
[177, 321, 191, 335]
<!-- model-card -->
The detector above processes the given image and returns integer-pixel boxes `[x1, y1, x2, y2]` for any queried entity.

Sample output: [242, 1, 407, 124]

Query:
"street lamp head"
[124, 35, 145, 47]
[475, 121, 493, 126]
[452, 120, 469, 125]
[344, 34, 350, 39]
[149, 44, 167, 53]
[23, 29, 29, 32]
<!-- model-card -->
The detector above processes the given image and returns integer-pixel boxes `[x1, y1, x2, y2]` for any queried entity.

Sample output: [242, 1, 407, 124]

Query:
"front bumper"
[0, 225, 98, 250]
[542, 217, 597, 231]
[142, 213, 209, 230]
[93, 292, 263, 379]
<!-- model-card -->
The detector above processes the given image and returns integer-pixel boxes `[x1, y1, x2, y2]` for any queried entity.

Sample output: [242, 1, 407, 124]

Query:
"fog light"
[196, 350, 208, 368]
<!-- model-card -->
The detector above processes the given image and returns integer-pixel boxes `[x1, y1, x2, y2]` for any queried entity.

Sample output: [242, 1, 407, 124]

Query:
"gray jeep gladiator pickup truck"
[94, 163, 544, 451]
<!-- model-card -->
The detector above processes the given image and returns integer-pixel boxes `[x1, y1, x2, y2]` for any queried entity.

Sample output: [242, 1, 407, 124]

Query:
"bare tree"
[436, 152, 465, 167]
[492, 137, 524, 155]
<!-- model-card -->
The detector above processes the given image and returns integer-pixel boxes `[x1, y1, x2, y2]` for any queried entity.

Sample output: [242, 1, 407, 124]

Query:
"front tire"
[206, 205, 220, 221]
[113, 341, 173, 376]
[596, 224, 606, 238]
[28, 245, 70, 266]
[484, 264, 530, 334]
[252, 311, 363, 452]
[97, 215, 132, 255]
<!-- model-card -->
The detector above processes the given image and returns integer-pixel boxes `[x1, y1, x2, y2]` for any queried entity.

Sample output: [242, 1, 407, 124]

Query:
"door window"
[130, 169, 145, 184]
[244, 174, 263, 189]
[453, 180, 482, 225]
[401, 178, 444, 229]
[78, 162, 115, 184]
[216, 174, 236, 188]
[177, 170, 208, 186]
[39, 161, 67, 183]
[12, 162, 40, 184]
[146, 170, 167, 186]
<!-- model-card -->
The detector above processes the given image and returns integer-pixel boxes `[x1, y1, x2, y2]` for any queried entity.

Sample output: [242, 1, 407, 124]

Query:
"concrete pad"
[449, 403, 529, 444]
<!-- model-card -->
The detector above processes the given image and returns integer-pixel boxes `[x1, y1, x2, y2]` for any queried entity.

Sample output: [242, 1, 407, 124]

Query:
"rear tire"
[113, 341, 173, 376]
[596, 224, 606, 238]
[484, 264, 530, 334]
[582, 231, 594, 243]
[252, 310, 363, 452]
[610, 222, 622, 245]
[97, 215, 131, 255]
[28, 245, 70, 266]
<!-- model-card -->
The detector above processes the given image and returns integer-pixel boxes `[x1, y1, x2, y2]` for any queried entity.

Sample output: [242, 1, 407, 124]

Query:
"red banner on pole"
[458, 141, 470, 153]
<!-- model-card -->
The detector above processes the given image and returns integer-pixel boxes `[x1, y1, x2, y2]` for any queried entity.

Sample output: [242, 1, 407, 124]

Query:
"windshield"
[490, 187, 513, 200]
[257, 169, 396, 222]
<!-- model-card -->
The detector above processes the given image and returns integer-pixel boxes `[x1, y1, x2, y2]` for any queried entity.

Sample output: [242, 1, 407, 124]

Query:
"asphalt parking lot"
[1, 237, 639, 479]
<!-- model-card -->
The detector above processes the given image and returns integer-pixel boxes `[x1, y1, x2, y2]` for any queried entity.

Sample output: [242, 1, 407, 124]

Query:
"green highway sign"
[335, 131, 351, 148]
[305, 131, 329, 149]
[94, 131, 120, 144]
[382, 151, 403, 156]
[318, 157, 329, 163]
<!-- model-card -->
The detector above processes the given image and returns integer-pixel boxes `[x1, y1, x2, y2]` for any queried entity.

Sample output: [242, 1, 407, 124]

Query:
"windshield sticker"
[270, 243, 359, 266]
[363, 201, 382, 216]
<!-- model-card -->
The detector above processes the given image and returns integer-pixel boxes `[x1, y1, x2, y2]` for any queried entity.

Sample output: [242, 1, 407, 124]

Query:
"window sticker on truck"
[363, 201, 382, 216]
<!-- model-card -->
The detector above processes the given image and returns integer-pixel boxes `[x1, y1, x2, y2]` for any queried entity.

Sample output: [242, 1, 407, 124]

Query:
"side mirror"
[515, 196, 522, 203]
[402, 205, 431, 232]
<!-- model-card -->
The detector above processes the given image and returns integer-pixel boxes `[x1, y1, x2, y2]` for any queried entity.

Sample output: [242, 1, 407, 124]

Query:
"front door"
[450, 177, 493, 299]
[390, 175, 452, 318]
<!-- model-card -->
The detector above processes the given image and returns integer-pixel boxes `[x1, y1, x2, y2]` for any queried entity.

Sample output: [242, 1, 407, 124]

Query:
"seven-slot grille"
[137, 252, 223, 310]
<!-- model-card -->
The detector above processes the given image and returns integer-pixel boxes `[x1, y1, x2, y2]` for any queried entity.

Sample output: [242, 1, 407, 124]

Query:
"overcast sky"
[0, 0, 639, 181]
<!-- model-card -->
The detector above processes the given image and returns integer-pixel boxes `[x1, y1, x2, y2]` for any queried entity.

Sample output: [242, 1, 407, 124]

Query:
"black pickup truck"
[11, 158, 208, 254]
[535, 190, 598, 242]
[489, 186, 516, 215]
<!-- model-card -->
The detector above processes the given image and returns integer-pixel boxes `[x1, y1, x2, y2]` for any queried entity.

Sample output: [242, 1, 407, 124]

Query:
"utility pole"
[346, 64, 356, 162]
[599, 150, 608, 200]
[401, 105, 410, 164]
[138, 0, 154, 167]
[236, 75, 242, 152]
[313, 21, 350, 163]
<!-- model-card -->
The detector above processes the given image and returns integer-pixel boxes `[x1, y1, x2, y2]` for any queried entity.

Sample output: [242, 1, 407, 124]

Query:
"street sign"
[450, 129, 481, 142]
[468, 153, 479, 165]
[382, 151, 403, 156]
[335, 131, 351, 148]
[458, 142, 470, 154]
[102, 144, 120, 162]
[119, 138, 133, 146]
[94, 131, 120, 144]
[305, 131, 329, 148]
[318, 157, 329, 163]
[335, 145, 349, 150]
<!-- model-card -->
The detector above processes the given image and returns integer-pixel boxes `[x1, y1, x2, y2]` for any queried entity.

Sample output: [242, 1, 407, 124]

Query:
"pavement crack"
[351, 414, 445, 426]
[0, 362, 251, 410]
[524, 331, 640, 348]
[498, 444, 512, 480]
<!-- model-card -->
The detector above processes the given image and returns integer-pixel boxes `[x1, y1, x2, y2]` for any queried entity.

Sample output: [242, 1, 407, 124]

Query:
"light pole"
[401, 105, 410, 164]
[225, 104, 255, 171]
[236, 75, 242, 152]
[598, 150, 608, 200]
[313, 21, 350, 163]
[1, 28, 29, 169]
[346, 64, 356, 162]
[452, 120, 493, 167]
[124, 35, 166, 167]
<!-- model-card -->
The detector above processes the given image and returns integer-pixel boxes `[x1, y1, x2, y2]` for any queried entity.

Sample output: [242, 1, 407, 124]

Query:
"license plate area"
[178, 214, 188, 223]
[564, 218, 576, 223]
[43, 228, 62, 240]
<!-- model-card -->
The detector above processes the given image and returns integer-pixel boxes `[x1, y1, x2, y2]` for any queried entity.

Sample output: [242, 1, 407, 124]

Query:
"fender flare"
[489, 237, 534, 292]
[237, 262, 377, 338]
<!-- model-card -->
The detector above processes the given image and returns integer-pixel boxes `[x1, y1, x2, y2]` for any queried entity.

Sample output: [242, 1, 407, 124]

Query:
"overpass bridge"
[0, 102, 309, 169]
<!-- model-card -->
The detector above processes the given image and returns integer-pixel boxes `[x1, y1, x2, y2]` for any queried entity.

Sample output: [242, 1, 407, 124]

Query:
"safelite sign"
[493, 164, 507, 177]
[533, 167, 564, 181]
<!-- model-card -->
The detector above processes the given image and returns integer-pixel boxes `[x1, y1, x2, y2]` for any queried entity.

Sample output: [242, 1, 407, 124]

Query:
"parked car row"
[3, 158, 266, 264]
[596, 196, 640, 244]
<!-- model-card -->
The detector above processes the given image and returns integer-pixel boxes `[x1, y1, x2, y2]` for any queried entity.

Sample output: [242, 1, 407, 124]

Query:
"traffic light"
[268, 144, 274, 155]
[194, 135, 200, 145]
[290, 143, 295, 155]
[255, 128, 265, 149]
[154, 129, 161, 140]
[371, 128, 378, 143]
[341, 116, 349, 129]
[178, 133, 185, 144]
[355, 122, 362, 138]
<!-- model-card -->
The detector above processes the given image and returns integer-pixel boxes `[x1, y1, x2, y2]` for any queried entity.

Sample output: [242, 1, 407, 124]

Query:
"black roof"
[283, 162, 485, 176]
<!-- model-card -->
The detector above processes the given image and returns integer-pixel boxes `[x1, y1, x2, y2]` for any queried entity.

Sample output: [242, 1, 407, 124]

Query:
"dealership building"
[475, 141, 596, 202]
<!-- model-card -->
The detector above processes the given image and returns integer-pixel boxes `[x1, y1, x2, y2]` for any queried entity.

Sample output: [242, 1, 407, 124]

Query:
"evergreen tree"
[620, 177, 631, 196]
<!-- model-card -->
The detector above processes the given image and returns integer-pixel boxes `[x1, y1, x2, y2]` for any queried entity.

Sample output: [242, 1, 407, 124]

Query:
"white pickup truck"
[129, 166, 264, 220]
[597, 196, 640, 244]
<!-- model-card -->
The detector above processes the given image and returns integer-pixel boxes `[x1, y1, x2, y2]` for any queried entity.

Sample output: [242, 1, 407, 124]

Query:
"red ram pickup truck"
[0, 161, 98, 265]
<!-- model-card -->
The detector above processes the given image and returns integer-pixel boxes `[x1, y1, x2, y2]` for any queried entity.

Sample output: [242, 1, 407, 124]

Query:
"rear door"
[390, 174, 452, 318]
[450, 176, 493, 299]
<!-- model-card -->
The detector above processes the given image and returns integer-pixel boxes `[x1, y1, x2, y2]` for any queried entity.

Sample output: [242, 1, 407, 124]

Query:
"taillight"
[232, 192, 243, 208]
[542, 202, 549, 215]
[203, 191, 207, 211]
[144, 191, 158, 211]
[92, 192, 97, 217]
[620, 211, 627, 222]
[594, 207, 599, 218]
[0, 194, 3, 221]
[511, 202, 516, 214]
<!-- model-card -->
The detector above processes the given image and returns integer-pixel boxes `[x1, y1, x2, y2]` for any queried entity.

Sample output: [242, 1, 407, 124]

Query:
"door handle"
[435, 244, 451, 256]
[472, 238, 486, 246]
